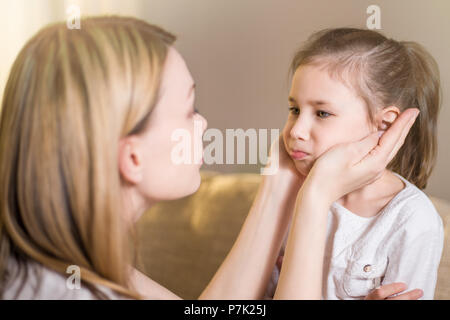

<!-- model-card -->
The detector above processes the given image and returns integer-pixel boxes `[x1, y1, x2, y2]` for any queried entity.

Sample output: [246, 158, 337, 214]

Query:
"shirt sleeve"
[381, 214, 444, 299]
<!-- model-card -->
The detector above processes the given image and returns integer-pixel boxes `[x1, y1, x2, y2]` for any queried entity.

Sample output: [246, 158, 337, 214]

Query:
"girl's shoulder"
[387, 172, 443, 235]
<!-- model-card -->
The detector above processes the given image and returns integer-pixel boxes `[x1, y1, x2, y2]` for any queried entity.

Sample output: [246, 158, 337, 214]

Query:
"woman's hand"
[263, 134, 306, 190]
[365, 282, 424, 300]
[305, 108, 420, 205]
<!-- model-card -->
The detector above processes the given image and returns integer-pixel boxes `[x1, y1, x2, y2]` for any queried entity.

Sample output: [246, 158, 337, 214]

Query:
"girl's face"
[283, 64, 377, 176]
[120, 47, 207, 208]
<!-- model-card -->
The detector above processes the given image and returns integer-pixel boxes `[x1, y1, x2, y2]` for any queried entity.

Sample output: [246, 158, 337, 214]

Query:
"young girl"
[266, 28, 444, 300]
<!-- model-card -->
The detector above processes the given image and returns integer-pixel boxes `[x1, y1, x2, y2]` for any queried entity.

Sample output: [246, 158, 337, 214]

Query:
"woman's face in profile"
[283, 64, 375, 177]
[120, 47, 208, 205]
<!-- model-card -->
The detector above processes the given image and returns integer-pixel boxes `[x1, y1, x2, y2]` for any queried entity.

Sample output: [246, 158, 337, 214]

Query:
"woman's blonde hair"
[290, 28, 441, 189]
[0, 16, 175, 299]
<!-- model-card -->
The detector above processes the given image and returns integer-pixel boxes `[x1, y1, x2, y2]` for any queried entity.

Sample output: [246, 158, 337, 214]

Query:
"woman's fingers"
[349, 108, 419, 168]
[387, 289, 424, 300]
[375, 108, 420, 164]
[357, 108, 419, 173]
[365, 282, 423, 300]
[365, 282, 407, 300]
[350, 131, 380, 165]
[384, 108, 420, 163]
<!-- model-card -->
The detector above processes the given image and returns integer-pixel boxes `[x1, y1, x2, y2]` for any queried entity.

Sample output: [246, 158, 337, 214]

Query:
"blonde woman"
[0, 16, 421, 299]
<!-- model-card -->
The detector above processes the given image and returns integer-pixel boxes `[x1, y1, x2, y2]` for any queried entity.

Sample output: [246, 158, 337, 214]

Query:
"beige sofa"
[136, 171, 450, 299]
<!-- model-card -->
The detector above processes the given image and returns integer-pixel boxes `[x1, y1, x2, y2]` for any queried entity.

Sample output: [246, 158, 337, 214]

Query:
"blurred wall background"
[0, 0, 449, 201]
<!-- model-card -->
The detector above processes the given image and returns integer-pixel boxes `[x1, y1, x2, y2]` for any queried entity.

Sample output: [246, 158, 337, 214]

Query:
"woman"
[0, 16, 422, 299]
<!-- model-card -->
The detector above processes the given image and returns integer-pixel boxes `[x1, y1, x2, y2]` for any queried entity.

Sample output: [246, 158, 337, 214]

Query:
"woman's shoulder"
[3, 259, 126, 300]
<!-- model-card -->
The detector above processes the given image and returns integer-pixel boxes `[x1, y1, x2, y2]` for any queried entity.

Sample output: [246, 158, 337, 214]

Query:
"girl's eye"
[288, 107, 299, 115]
[289, 107, 331, 119]
[317, 110, 331, 119]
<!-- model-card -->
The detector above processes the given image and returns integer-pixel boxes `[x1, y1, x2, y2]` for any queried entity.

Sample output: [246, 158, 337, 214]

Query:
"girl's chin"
[294, 162, 311, 177]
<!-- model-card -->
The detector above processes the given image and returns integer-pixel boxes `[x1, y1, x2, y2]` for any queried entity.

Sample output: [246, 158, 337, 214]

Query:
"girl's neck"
[336, 170, 406, 218]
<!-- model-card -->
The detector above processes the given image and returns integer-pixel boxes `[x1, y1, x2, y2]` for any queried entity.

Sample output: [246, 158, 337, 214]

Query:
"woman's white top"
[3, 258, 125, 300]
[266, 173, 444, 300]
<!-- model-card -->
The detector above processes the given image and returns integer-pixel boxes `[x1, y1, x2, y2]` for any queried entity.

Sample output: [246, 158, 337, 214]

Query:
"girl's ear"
[378, 106, 401, 130]
[118, 137, 144, 185]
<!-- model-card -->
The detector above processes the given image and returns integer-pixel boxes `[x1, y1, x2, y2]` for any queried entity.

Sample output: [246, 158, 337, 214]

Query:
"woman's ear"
[118, 137, 144, 185]
[377, 106, 400, 131]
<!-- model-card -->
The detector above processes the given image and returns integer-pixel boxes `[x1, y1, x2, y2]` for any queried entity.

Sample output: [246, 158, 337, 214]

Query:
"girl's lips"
[290, 150, 309, 160]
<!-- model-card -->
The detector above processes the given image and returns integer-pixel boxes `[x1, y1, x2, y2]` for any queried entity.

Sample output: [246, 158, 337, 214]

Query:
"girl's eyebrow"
[288, 96, 332, 107]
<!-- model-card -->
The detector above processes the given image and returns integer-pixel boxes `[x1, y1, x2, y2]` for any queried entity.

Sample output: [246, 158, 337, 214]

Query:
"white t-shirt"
[265, 173, 444, 300]
[3, 258, 126, 300]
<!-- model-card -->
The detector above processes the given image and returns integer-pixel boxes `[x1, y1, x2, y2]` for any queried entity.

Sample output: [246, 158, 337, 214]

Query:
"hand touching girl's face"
[282, 64, 377, 177]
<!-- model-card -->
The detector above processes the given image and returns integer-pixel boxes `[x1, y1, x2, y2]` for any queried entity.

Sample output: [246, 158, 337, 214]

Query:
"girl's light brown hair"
[290, 28, 441, 189]
[0, 16, 175, 299]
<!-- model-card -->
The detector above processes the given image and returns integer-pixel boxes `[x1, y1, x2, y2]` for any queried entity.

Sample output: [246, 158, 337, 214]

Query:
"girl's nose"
[200, 114, 208, 132]
[195, 113, 208, 133]
[290, 117, 310, 141]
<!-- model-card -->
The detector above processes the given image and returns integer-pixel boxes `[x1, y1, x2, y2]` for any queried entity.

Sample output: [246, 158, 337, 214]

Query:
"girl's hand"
[365, 282, 424, 300]
[304, 108, 420, 205]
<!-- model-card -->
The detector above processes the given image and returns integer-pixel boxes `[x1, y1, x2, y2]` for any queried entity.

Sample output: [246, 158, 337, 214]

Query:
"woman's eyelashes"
[192, 108, 200, 116]
[288, 106, 332, 119]
[189, 107, 200, 117]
